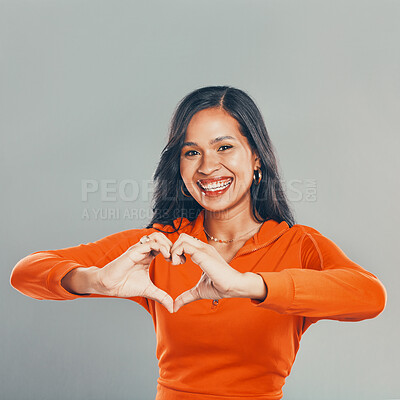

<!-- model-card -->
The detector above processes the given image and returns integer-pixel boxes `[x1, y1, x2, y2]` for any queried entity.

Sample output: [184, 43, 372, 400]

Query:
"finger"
[127, 240, 168, 263]
[146, 233, 172, 259]
[171, 233, 202, 254]
[148, 231, 173, 249]
[128, 232, 171, 252]
[171, 240, 199, 265]
[173, 287, 200, 312]
[148, 232, 174, 261]
[147, 239, 171, 258]
[170, 236, 188, 265]
[135, 240, 161, 256]
[145, 283, 174, 314]
[171, 244, 186, 265]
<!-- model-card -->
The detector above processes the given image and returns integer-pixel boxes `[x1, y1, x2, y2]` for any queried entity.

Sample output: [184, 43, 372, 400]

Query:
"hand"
[96, 232, 175, 313]
[170, 233, 244, 313]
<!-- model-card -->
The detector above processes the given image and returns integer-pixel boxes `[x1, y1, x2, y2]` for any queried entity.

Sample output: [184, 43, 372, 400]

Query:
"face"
[180, 107, 260, 215]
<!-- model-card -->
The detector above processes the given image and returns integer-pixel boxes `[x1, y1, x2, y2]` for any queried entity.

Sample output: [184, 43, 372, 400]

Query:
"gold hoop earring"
[180, 182, 192, 197]
[253, 168, 262, 185]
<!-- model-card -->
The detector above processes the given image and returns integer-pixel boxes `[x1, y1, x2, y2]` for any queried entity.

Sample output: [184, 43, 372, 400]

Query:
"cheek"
[231, 158, 256, 192]
[228, 152, 254, 177]
[179, 157, 187, 174]
[180, 159, 194, 181]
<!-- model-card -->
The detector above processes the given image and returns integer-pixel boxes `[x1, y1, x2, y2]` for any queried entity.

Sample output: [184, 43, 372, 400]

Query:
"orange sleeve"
[251, 229, 387, 323]
[9, 228, 155, 313]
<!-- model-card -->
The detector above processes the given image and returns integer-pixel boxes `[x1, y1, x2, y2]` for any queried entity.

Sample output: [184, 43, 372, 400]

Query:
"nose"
[197, 152, 220, 175]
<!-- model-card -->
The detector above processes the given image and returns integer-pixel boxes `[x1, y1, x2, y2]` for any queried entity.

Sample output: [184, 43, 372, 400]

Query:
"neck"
[203, 203, 262, 241]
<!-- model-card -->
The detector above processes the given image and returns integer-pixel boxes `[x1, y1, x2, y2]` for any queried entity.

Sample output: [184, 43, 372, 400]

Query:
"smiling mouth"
[197, 177, 233, 193]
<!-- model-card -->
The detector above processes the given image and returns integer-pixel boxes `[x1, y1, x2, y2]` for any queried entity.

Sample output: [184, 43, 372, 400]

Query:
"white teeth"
[198, 179, 232, 191]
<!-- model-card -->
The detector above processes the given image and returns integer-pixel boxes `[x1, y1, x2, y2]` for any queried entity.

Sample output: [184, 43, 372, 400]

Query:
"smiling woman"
[10, 86, 387, 400]
[181, 108, 259, 211]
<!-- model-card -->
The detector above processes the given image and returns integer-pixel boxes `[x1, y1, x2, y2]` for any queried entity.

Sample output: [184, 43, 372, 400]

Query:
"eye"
[184, 150, 199, 157]
[185, 144, 233, 157]
[218, 145, 233, 151]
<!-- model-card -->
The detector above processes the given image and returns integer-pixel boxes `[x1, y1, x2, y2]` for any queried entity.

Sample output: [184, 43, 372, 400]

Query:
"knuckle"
[151, 232, 171, 245]
[143, 237, 157, 247]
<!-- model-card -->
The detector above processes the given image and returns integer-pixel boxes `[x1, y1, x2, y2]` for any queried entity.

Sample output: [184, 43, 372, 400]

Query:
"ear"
[253, 153, 261, 169]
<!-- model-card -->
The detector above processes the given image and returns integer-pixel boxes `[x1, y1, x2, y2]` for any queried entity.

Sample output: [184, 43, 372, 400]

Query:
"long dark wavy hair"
[147, 86, 296, 231]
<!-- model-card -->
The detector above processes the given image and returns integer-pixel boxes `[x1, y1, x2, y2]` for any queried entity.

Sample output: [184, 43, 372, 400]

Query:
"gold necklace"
[203, 224, 262, 244]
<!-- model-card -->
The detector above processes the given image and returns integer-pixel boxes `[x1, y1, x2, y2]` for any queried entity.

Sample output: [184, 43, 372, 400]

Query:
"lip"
[197, 176, 233, 185]
[196, 176, 233, 197]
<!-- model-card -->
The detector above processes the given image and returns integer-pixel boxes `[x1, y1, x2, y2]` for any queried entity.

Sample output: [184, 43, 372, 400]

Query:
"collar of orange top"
[184, 210, 291, 254]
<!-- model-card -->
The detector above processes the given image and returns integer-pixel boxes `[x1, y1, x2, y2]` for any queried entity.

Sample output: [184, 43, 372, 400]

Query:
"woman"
[10, 86, 387, 400]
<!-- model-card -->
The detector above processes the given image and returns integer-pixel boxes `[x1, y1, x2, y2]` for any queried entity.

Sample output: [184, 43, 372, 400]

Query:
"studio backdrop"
[1, 1, 399, 399]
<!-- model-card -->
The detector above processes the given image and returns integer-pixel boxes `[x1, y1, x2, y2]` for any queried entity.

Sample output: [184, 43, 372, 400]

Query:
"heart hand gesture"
[96, 232, 248, 314]
[170, 233, 243, 313]
[96, 232, 175, 313]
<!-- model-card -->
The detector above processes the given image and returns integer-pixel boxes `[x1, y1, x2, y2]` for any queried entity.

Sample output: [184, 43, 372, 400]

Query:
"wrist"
[236, 272, 268, 301]
[84, 266, 105, 295]
[62, 266, 103, 295]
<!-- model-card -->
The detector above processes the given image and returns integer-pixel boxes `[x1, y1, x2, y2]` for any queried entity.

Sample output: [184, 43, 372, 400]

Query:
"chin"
[194, 196, 238, 215]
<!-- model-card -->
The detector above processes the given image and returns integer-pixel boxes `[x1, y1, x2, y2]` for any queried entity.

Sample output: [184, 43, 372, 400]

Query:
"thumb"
[145, 283, 174, 314]
[173, 287, 200, 313]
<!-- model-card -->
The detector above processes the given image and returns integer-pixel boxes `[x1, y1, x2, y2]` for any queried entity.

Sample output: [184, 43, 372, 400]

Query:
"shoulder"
[290, 223, 350, 260]
[284, 223, 322, 246]
[290, 223, 322, 236]
[288, 223, 333, 254]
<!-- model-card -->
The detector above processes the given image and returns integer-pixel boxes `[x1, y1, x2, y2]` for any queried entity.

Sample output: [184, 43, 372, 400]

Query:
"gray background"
[1, 0, 399, 399]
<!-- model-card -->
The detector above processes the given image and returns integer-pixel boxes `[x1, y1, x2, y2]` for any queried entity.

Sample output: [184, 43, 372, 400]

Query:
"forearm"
[10, 229, 144, 301]
[61, 266, 103, 296]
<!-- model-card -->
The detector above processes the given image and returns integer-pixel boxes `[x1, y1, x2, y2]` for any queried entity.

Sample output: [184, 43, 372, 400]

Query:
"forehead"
[185, 108, 245, 142]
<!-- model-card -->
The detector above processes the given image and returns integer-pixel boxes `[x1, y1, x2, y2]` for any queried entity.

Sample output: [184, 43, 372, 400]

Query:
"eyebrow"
[182, 136, 236, 148]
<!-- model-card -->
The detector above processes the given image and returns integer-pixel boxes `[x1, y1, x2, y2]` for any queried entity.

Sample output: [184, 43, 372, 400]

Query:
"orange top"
[10, 211, 387, 400]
